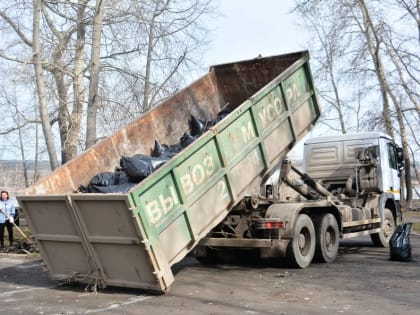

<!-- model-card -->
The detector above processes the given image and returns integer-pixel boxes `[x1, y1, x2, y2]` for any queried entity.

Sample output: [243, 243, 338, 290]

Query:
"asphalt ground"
[0, 234, 419, 315]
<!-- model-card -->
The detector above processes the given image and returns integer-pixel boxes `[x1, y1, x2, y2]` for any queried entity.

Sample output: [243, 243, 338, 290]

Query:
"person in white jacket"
[0, 191, 15, 248]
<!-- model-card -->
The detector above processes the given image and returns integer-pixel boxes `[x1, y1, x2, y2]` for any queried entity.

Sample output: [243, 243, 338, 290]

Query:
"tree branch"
[0, 10, 33, 47]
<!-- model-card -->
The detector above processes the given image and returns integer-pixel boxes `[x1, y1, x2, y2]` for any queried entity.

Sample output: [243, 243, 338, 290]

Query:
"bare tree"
[349, 0, 394, 138]
[97, 0, 213, 132]
[86, 0, 105, 149]
[0, 62, 45, 191]
[293, 0, 419, 206]
[293, 2, 349, 133]
[394, 0, 420, 41]
[33, 0, 59, 170]
[1, 0, 215, 168]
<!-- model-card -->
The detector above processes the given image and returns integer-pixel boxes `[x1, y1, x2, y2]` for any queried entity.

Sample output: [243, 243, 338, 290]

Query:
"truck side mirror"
[395, 147, 405, 172]
[396, 147, 404, 164]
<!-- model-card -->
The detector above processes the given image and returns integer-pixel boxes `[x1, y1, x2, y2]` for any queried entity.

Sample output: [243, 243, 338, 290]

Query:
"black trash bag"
[152, 140, 169, 157]
[121, 154, 168, 182]
[169, 143, 182, 154]
[389, 223, 414, 262]
[190, 115, 208, 137]
[84, 170, 133, 193]
[89, 182, 137, 193]
[216, 108, 231, 121]
[180, 133, 196, 148]
[208, 109, 231, 126]
[115, 169, 130, 184]
[190, 110, 231, 137]
[152, 140, 177, 159]
[79, 184, 89, 193]
[89, 172, 119, 187]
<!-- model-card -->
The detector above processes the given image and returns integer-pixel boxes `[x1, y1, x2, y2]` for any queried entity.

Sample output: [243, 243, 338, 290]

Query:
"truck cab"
[304, 132, 404, 202]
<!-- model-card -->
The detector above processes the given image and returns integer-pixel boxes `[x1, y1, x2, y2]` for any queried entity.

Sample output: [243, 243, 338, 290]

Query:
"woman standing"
[0, 191, 15, 248]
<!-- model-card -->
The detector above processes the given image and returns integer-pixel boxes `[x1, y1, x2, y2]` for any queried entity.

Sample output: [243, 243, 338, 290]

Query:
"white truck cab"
[303, 132, 404, 201]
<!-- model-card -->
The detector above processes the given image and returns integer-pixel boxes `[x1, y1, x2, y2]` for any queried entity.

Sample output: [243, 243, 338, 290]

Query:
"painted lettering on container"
[286, 83, 301, 106]
[241, 121, 255, 143]
[258, 96, 284, 129]
[216, 180, 229, 201]
[146, 186, 179, 225]
[181, 155, 216, 197]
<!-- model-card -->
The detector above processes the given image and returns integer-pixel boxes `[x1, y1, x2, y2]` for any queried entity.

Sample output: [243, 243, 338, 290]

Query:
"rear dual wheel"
[287, 213, 339, 268]
[287, 214, 316, 268]
[314, 213, 339, 263]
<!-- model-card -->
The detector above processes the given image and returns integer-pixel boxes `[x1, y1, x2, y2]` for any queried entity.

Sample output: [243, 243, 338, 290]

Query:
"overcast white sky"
[199, 0, 313, 157]
[202, 0, 308, 66]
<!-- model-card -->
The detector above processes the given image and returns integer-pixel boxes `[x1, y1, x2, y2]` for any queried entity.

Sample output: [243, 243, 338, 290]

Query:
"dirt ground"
[0, 232, 419, 315]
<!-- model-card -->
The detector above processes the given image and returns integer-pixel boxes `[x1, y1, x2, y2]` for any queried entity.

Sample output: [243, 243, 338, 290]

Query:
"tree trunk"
[384, 40, 420, 121]
[326, 53, 346, 134]
[68, 0, 88, 161]
[387, 88, 413, 208]
[417, 0, 420, 41]
[16, 107, 29, 188]
[142, 0, 171, 113]
[86, 0, 106, 149]
[143, 18, 155, 113]
[357, 0, 414, 207]
[33, 0, 59, 170]
[34, 100, 40, 183]
[357, 0, 395, 139]
[52, 63, 70, 163]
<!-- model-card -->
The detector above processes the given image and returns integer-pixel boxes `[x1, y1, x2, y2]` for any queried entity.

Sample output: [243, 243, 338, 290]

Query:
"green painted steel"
[128, 56, 319, 276]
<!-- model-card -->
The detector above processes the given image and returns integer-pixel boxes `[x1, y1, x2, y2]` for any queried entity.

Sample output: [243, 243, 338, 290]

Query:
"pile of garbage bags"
[80, 110, 229, 193]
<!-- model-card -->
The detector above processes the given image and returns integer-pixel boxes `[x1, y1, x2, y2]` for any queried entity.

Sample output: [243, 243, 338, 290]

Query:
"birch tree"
[33, 0, 59, 170]
[0, 0, 214, 167]
[86, 0, 105, 149]
[293, 1, 351, 133]
[293, 0, 419, 206]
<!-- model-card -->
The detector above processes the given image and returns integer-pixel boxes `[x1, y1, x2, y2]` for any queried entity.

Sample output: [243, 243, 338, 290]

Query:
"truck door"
[383, 142, 401, 200]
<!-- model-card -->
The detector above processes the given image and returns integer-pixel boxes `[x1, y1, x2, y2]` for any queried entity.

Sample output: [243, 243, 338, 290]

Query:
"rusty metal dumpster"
[18, 50, 320, 292]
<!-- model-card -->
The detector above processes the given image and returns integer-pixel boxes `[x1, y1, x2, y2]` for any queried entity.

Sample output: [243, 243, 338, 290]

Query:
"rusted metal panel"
[18, 51, 320, 292]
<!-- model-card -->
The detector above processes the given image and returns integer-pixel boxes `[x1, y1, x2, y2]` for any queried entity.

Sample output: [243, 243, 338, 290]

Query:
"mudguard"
[265, 203, 306, 239]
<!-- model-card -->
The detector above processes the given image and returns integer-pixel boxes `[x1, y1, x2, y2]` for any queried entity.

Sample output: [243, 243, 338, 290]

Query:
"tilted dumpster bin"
[18, 50, 320, 292]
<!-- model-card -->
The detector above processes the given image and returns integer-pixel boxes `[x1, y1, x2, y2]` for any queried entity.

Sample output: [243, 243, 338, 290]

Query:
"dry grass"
[404, 211, 420, 233]
[13, 225, 32, 242]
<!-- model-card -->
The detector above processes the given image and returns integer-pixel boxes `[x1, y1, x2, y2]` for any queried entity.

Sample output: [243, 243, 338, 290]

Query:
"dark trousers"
[0, 221, 13, 247]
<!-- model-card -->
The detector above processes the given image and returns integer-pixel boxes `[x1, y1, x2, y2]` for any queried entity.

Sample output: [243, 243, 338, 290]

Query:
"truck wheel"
[370, 208, 395, 247]
[194, 247, 217, 264]
[287, 214, 315, 268]
[314, 213, 339, 263]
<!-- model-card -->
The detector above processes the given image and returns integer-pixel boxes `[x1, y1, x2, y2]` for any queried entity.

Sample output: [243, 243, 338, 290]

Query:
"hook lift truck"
[194, 132, 404, 268]
[18, 51, 404, 292]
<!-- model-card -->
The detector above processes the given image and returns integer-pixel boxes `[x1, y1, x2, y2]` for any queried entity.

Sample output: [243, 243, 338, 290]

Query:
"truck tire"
[314, 213, 339, 263]
[370, 208, 395, 247]
[287, 214, 315, 268]
[192, 246, 218, 264]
